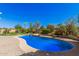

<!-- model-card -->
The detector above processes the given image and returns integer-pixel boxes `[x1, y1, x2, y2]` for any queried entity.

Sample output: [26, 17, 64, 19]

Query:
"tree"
[15, 24, 23, 33]
[3, 28, 9, 35]
[40, 26, 45, 30]
[39, 26, 45, 34]
[33, 21, 40, 33]
[77, 14, 79, 25]
[57, 24, 67, 35]
[65, 18, 78, 35]
[24, 22, 27, 28]
[29, 22, 33, 33]
[47, 24, 54, 32]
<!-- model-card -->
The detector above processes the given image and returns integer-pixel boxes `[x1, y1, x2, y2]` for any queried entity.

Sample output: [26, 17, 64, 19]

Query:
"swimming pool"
[20, 35, 74, 52]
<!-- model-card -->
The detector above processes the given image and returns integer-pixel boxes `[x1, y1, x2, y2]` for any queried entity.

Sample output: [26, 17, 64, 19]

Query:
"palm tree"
[29, 22, 33, 33]
[24, 22, 27, 28]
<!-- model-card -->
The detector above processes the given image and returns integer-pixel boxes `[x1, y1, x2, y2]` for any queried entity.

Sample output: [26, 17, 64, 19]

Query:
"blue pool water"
[20, 35, 74, 52]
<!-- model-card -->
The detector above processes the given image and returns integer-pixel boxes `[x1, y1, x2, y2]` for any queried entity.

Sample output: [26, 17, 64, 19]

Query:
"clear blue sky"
[0, 3, 79, 28]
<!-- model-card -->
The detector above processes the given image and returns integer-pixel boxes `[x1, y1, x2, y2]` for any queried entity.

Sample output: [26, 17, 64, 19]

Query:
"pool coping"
[33, 34, 78, 42]
[15, 37, 38, 53]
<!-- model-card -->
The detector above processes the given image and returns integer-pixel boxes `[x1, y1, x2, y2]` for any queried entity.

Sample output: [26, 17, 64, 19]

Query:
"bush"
[54, 30, 64, 35]
[68, 35, 77, 39]
[41, 29, 50, 34]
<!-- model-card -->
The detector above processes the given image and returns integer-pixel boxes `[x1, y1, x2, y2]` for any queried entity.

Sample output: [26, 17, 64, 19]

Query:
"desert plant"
[41, 28, 50, 34]
[68, 35, 77, 39]
[55, 24, 67, 36]
[33, 21, 40, 33]
[66, 18, 78, 36]
[47, 24, 54, 32]
[15, 24, 23, 33]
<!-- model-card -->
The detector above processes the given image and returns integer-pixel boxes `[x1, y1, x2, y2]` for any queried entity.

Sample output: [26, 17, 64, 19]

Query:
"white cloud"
[0, 12, 3, 15]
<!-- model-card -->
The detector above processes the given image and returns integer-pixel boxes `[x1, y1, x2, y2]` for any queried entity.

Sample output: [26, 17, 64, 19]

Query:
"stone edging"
[15, 37, 37, 53]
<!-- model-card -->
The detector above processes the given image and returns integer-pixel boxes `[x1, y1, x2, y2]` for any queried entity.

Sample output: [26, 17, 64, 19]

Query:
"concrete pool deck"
[0, 36, 79, 56]
[0, 36, 24, 56]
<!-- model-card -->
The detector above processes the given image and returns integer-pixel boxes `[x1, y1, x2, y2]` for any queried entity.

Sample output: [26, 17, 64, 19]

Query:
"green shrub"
[41, 29, 50, 34]
[68, 35, 76, 39]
